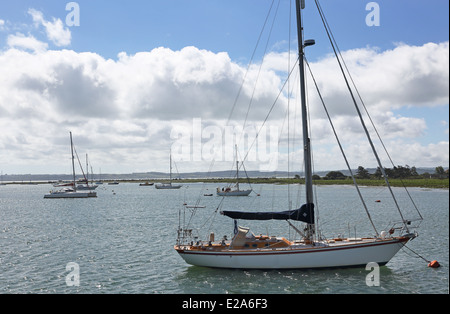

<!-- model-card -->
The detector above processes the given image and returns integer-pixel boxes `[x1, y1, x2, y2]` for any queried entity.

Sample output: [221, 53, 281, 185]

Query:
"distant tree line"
[318, 165, 449, 180]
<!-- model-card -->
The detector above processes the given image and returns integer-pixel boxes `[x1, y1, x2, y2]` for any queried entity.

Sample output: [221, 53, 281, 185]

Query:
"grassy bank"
[9, 177, 447, 189]
[175, 177, 449, 189]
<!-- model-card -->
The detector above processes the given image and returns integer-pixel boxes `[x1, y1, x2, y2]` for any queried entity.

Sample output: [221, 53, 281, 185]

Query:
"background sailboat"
[44, 132, 97, 199]
[76, 154, 98, 191]
[155, 151, 182, 189]
[217, 146, 252, 196]
[0, 171, 6, 186]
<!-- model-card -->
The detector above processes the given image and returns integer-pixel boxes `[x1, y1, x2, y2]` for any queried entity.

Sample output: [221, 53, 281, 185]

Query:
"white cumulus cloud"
[0, 40, 448, 174]
[7, 33, 48, 52]
[28, 8, 71, 47]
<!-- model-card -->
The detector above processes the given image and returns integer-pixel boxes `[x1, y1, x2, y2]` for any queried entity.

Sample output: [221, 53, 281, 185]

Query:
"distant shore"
[180, 177, 449, 189]
[3, 177, 448, 189]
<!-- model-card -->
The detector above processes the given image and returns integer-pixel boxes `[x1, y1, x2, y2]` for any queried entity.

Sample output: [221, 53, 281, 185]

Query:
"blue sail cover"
[222, 203, 314, 224]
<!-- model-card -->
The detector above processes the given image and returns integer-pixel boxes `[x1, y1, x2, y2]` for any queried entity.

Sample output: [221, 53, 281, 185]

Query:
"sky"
[0, 0, 448, 175]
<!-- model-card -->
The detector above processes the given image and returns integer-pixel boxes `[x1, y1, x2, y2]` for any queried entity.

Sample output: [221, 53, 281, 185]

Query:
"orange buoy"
[428, 260, 440, 268]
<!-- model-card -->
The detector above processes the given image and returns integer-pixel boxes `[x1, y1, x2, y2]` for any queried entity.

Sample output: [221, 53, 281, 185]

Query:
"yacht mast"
[70, 132, 77, 191]
[296, 0, 315, 239]
[235, 145, 240, 191]
[170, 149, 172, 183]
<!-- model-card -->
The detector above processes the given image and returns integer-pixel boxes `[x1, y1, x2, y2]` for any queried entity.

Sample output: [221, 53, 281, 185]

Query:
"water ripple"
[0, 183, 448, 294]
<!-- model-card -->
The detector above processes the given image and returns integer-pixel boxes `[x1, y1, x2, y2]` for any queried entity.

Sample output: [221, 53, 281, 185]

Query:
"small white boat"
[185, 205, 206, 209]
[76, 183, 98, 190]
[53, 181, 74, 187]
[155, 182, 182, 189]
[216, 187, 252, 196]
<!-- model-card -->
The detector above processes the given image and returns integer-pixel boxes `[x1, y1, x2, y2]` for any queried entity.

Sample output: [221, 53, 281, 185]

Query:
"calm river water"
[0, 182, 448, 294]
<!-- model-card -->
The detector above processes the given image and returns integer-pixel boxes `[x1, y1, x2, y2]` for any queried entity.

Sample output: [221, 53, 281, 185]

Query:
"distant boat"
[155, 151, 182, 190]
[44, 132, 97, 199]
[77, 156, 98, 190]
[139, 181, 154, 186]
[77, 183, 98, 190]
[216, 187, 252, 197]
[53, 181, 74, 187]
[44, 187, 97, 199]
[95, 168, 104, 185]
[155, 182, 182, 189]
[185, 205, 206, 209]
[217, 145, 252, 197]
[108, 181, 119, 185]
[0, 171, 6, 186]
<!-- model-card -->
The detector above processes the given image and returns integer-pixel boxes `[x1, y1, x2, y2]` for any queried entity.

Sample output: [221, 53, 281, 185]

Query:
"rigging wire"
[304, 58, 379, 236]
[72, 146, 88, 183]
[239, 0, 282, 146]
[226, 0, 277, 126]
[181, 1, 280, 238]
[239, 58, 299, 167]
[314, 0, 423, 223]
[314, 0, 410, 232]
[196, 0, 279, 195]
[225, 0, 282, 192]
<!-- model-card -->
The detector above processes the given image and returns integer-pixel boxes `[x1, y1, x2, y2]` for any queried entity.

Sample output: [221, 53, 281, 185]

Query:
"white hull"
[155, 184, 182, 189]
[76, 184, 98, 190]
[217, 189, 252, 196]
[176, 236, 412, 269]
[44, 190, 97, 199]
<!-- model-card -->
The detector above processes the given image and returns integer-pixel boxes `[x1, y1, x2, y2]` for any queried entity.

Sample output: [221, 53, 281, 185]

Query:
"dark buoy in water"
[428, 260, 440, 268]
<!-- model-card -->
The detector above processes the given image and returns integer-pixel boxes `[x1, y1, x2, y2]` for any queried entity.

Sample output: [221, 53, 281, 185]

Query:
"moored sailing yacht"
[155, 151, 182, 189]
[175, 0, 420, 269]
[76, 155, 98, 191]
[44, 132, 97, 199]
[217, 146, 252, 196]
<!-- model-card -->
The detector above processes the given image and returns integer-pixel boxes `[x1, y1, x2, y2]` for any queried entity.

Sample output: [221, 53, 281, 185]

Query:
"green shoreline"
[6, 177, 448, 189]
[176, 177, 449, 189]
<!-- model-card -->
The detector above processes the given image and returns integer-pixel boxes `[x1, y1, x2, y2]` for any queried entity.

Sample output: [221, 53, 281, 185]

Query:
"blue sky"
[0, 1, 448, 174]
[2, 0, 448, 59]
